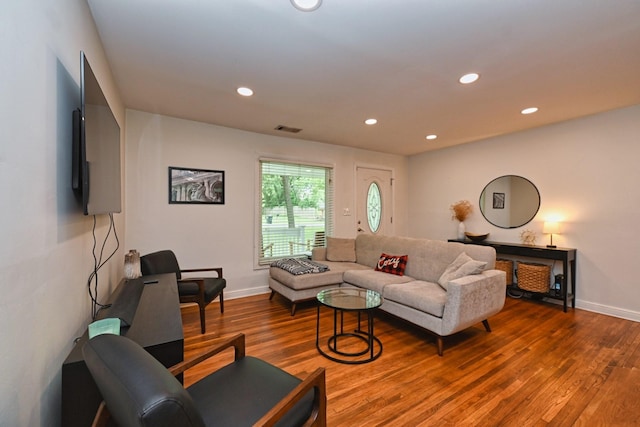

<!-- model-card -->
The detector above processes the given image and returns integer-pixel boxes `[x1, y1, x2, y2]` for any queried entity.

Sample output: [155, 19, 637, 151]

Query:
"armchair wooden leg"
[199, 305, 206, 334]
[269, 290, 276, 300]
[482, 319, 491, 332]
[219, 291, 224, 313]
[437, 336, 444, 357]
[291, 303, 297, 316]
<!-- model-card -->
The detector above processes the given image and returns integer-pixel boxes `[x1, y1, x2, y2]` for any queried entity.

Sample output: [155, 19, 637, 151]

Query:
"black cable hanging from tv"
[87, 213, 120, 320]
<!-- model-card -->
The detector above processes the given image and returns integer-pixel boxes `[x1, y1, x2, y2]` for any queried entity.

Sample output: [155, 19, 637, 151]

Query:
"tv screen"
[72, 51, 122, 215]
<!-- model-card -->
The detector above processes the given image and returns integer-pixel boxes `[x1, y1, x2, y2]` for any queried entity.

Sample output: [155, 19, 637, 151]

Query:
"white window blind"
[259, 160, 333, 265]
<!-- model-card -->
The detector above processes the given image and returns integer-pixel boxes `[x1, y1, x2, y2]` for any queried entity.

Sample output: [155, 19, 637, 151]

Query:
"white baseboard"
[225, 285, 271, 300]
[576, 299, 640, 322]
[219, 287, 640, 323]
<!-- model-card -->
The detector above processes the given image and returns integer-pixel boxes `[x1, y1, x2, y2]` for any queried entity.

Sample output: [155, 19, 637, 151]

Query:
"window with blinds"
[258, 160, 333, 265]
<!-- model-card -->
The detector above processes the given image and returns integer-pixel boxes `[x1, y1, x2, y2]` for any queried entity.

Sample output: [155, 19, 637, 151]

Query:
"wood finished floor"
[180, 294, 640, 426]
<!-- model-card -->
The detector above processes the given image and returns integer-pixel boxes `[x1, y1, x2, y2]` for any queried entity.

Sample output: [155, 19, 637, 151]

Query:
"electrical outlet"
[343, 208, 351, 216]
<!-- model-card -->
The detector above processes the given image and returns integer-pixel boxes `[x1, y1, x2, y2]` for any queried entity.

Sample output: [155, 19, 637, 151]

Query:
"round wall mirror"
[479, 175, 540, 229]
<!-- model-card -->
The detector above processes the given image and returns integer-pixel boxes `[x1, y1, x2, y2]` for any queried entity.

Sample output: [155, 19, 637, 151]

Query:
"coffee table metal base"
[316, 305, 382, 364]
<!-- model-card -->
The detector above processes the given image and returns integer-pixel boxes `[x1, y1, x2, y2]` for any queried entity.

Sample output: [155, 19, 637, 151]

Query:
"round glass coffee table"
[315, 288, 383, 364]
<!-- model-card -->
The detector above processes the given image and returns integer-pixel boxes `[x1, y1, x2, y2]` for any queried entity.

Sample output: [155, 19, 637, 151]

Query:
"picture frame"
[169, 166, 225, 205]
[493, 192, 505, 209]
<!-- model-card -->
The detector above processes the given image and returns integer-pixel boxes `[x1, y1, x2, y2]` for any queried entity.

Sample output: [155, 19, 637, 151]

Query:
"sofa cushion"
[383, 281, 447, 318]
[374, 253, 408, 276]
[326, 237, 357, 262]
[438, 252, 486, 290]
[343, 269, 414, 294]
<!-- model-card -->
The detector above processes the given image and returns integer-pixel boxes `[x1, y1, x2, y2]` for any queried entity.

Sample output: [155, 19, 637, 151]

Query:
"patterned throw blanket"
[271, 258, 330, 275]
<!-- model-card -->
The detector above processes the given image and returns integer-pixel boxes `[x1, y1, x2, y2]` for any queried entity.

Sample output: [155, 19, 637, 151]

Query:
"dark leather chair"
[141, 250, 225, 334]
[83, 333, 326, 427]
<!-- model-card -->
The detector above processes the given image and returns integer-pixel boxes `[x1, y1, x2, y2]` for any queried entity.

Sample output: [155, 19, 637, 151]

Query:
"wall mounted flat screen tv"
[72, 51, 122, 215]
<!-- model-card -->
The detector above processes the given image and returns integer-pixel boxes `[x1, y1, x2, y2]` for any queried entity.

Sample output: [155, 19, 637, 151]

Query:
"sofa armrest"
[311, 247, 327, 261]
[440, 269, 506, 336]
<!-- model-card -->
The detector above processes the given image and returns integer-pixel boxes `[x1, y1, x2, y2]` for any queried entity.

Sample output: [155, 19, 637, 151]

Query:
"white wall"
[0, 1, 125, 425]
[124, 110, 409, 298]
[408, 104, 640, 321]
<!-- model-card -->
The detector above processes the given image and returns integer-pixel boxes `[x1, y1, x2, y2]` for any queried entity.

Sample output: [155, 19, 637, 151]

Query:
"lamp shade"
[543, 221, 560, 235]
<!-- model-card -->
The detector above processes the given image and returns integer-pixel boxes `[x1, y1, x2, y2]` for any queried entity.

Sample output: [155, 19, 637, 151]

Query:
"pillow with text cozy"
[375, 253, 409, 276]
[437, 252, 486, 290]
[326, 237, 357, 262]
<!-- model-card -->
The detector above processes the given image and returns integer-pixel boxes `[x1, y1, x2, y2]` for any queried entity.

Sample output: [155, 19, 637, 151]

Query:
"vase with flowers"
[450, 200, 473, 240]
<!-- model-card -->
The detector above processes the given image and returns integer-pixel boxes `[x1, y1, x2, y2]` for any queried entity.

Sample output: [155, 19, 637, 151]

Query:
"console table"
[61, 273, 183, 427]
[449, 239, 577, 312]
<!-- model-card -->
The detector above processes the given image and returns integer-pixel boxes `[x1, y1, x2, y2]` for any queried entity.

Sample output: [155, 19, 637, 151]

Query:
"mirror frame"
[479, 175, 540, 229]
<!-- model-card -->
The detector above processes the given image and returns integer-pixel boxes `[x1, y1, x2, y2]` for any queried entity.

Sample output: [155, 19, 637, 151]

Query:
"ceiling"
[87, 0, 640, 156]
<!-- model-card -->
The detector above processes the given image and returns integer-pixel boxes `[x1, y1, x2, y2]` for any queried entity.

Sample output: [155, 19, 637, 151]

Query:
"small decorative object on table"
[520, 229, 536, 245]
[124, 249, 142, 279]
[464, 232, 489, 242]
[450, 200, 473, 240]
[88, 318, 121, 338]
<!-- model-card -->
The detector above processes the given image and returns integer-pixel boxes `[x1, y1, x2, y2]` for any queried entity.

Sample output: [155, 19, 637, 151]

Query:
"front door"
[356, 167, 393, 235]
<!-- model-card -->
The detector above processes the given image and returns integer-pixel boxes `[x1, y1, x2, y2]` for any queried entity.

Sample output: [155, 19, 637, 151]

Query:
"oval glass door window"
[367, 182, 382, 233]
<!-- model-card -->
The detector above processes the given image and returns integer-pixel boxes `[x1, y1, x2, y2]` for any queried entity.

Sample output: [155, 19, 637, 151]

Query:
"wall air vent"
[274, 125, 302, 133]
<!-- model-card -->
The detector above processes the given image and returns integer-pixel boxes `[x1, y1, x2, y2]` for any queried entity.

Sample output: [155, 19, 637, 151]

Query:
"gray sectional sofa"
[269, 234, 506, 355]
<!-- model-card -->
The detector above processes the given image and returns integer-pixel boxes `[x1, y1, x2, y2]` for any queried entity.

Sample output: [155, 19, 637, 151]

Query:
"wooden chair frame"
[179, 266, 225, 333]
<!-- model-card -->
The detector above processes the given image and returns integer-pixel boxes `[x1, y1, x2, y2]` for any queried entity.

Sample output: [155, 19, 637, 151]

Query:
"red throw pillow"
[375, 253, 408, 276]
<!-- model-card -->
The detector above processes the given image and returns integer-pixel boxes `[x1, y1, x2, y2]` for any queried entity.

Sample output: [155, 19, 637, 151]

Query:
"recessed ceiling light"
[459, 73, 480, 84]
[426, 134, 438, 140]
[521, 107, 539, 115]
[237, 87, 253, 97]
[364, 118, 378, 125]
[291, 0, 322, 12]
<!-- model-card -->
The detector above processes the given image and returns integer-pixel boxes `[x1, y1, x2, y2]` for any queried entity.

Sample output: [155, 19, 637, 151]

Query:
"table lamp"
[543, 221, 560, 248]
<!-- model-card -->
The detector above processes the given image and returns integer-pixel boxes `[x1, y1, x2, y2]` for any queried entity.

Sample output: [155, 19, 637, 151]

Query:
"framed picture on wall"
[493, 192, 505, 209]
[169, 166, 225, 205]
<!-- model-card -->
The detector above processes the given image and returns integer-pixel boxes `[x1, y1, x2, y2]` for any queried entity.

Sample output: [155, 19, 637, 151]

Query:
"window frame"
[256, 158, 334, 267]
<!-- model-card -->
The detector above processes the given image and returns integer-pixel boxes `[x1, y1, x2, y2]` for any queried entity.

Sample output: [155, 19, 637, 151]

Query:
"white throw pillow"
[438, 252, 486, 290]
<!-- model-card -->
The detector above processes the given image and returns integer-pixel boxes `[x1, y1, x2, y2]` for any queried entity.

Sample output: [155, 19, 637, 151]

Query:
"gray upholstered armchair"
[140, 250, 225, 333]
[83, 333, 326, 427]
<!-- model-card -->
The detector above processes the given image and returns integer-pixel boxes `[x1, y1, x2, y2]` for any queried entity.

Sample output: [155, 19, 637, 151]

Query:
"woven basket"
[495, 259, 514, 285]
[517, 262, 551, 293]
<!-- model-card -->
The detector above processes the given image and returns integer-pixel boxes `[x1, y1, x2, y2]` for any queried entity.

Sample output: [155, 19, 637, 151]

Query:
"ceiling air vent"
[274, 125, 302, 133]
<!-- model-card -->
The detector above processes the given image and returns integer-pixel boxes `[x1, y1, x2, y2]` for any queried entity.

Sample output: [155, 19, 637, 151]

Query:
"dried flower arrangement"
[450, 200, 473, 222]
